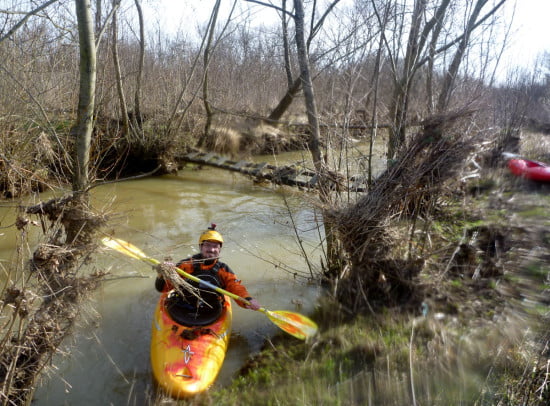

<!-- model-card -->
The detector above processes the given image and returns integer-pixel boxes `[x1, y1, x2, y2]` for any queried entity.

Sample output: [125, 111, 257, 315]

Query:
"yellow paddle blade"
[101, 237, 159, 266]
[263, 309, 318, 340]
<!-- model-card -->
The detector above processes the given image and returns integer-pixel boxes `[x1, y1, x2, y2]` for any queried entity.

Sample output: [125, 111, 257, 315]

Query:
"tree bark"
[382, 0, 453, 160]
[281, 0, 294, 89]
[133, 0, 145, 133]
[387, 0, 427, 160]
[197, 0, 221, 148]
[266, 0, 341, 122]
[267, 75, 302, 122]
[293, 0, 341, 276]
[73, 0, 96, 193]
[294, 0, 322, 166]
[111, 1, 129, 137]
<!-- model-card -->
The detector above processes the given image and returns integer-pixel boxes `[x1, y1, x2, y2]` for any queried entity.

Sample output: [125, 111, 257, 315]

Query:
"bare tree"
[0, 2, 107, 403]
[72, 0, 96, 193]
[199, 0, 222, 147]
[375, 0, 507, 160]
[376, 0, 452, 160]
[111, 0, 129, 136]
[132, 0, 145, 133]
[436, 0, 506, 112]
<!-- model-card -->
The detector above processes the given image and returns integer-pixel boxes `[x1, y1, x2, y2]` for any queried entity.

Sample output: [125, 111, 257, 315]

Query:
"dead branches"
[331, 111, 475, 312]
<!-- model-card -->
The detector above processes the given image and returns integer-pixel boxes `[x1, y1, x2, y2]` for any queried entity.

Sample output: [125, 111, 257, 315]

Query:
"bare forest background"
[1, 0, 550, 405]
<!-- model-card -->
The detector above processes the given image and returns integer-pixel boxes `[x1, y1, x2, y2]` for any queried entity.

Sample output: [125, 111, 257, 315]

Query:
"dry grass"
[519, 130, 550, 161]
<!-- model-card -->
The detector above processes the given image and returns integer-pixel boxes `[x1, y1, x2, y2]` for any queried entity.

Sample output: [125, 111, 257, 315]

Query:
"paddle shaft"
[101, 237, 318, 339]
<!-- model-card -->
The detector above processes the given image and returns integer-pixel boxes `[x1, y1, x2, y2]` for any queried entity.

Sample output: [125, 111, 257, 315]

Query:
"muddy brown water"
[0, 141, 387, 404]
[19, 165, 323, 405]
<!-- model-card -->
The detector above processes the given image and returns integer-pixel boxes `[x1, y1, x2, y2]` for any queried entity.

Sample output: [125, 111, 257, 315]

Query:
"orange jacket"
[156, 254, 253, 308]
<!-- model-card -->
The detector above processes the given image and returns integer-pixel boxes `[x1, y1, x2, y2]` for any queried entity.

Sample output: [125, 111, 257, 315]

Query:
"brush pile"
[0, 194, 107, 405]
[331, 111, 476, 312]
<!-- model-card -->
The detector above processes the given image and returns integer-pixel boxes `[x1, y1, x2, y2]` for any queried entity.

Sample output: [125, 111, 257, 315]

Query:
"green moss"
[517, 206, 550, 219]
[450, 279, 463, 288]
[525, 263, 549, 281]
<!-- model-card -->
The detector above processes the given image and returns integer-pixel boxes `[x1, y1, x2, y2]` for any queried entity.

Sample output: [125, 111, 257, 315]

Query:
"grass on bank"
[198, 178, 550, 406]
[204, 301, 547, 406]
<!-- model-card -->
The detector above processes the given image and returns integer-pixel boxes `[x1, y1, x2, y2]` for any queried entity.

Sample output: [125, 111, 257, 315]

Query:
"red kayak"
[508, 158, 550, 183]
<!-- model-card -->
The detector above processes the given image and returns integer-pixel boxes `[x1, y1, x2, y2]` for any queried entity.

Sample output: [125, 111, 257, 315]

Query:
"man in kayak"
[155, 224, 261, 314]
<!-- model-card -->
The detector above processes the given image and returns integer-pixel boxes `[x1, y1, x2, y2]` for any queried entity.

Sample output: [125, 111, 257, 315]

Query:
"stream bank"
[204, 162, 550, 406]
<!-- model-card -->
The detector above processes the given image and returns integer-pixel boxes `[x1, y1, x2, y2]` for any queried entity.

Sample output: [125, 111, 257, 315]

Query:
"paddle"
[101, 237, 318, 340]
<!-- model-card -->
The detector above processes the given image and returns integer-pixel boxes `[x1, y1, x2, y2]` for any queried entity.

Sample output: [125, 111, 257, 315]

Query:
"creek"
[0, 139, 387, 404]
[22, 154, 327, 405]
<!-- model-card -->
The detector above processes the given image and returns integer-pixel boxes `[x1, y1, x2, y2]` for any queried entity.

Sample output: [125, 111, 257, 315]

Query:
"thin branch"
[86, 165, 162, 191]
[415, 0, 507, 68]
[245, 0, 295, 18]
[0, 0, 59, 43]
[95, 0, 122, 47]
[308, 0, 342, 47]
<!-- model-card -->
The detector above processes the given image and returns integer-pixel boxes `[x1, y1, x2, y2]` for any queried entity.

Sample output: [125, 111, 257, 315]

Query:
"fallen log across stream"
[178, 150, 369, 192]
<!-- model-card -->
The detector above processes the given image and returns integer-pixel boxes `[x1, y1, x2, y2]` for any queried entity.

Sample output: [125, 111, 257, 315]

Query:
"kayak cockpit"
[164, 289, 224, 327]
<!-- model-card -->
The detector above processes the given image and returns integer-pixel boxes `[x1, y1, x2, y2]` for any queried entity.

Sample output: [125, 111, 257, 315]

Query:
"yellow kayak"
[150, 290, 232, 398]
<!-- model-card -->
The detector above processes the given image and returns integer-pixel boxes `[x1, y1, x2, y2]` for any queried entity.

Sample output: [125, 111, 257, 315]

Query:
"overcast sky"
[502, 0, 550, 70]
[142, 0, 550, 77]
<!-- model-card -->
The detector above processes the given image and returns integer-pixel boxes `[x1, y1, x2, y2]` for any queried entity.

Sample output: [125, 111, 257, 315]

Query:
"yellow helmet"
[198, 223, 224, 246]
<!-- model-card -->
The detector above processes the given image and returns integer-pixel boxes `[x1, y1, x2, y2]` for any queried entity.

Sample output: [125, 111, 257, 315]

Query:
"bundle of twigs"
[156, 261, 217, 309]
[156, 262, 198, 298]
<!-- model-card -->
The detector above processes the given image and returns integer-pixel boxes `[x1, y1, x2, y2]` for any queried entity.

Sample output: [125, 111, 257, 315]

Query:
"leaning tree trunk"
[268, 76, 302, 123]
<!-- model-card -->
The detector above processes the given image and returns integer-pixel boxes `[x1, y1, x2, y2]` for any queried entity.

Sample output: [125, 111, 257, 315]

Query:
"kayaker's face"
[200, 241, 221, 259]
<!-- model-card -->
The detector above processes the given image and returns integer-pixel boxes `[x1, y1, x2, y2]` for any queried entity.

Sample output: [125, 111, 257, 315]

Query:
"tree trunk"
[293, 0, 341, 276]
[111, 2, 129, 137]
[202, 0, 220, 145]
[132, 0, 145, 134]
[281, 0, 294, 89]
[267, 75, 302, 122]
[367, 19, 386, 187]
[72, 0, 96, 194]
[294, 0, 322, 166]
[387, 0, 426, 160]
[197, 0, 221, 148]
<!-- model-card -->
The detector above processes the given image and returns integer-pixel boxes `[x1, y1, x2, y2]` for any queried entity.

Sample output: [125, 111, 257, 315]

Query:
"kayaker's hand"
[245, 298, 261, 311]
